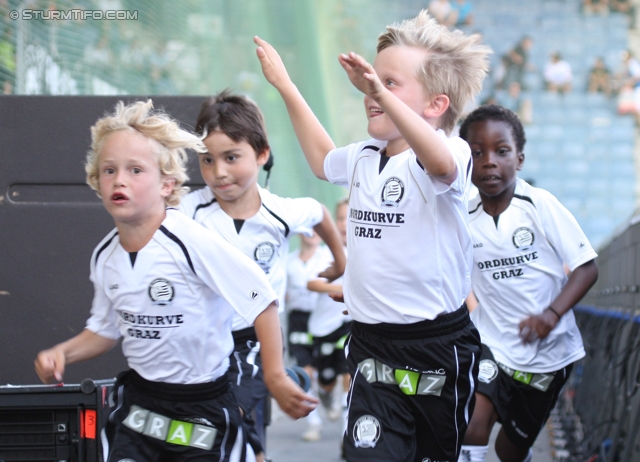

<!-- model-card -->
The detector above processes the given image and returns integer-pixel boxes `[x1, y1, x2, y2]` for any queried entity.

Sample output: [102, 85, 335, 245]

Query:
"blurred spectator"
[428, 0, 456, 27]
[587, 57, 612, 96]
[544, 51, 573, 93]
[499, 36, 534, 90]
[496, 81, 533, 124]
[617, 81, 636, 114]
[610, 0, 636, 26]
[450, 0, 474, 27]
[582, 0, 610, 15]
[612, 50, 640, 95]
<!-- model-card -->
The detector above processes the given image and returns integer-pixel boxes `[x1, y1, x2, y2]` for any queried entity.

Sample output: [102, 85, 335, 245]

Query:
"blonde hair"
[377, 10, 491, 134]
[85, 100, 206, 207]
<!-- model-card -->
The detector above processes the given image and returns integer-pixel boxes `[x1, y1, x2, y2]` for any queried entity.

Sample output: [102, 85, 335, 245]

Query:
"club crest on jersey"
[353, 415, 381, 448]
[512, 227, 535, 249]
[254, 242, 275, 273]
[478, 359, 499, 384]
[381, 177, 404, 207]
[148, 278, 174, 306]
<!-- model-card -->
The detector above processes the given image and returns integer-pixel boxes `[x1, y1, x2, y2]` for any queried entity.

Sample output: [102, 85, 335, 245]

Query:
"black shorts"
[287, 310, 314, 367]
[311, 321, 351, 385]
[228, 327, 269, 455]
[476, 344, 573, 448]
[106, 369, 244, 462]
[344, 305, 481, 462]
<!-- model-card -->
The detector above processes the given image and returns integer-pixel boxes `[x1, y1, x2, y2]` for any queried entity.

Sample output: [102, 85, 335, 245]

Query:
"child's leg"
[494, 429, 532, 462]
[495, 363, 573, 462]
[458, 394, 495, 461]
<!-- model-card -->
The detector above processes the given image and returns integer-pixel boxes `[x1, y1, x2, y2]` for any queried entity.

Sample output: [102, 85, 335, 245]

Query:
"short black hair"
[459, 104, 526, 153]
[195, 89, 269, 156]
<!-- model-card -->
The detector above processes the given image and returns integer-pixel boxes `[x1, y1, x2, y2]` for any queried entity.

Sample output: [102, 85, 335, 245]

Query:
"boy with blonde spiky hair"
[35, 100, 315, 462]
[255, 9, 491, 461]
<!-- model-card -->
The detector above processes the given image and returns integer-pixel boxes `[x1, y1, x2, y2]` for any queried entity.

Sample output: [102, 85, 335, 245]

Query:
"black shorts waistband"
[352, 303, 470, 340]
[124, 369, 229, 402]
[232, 326, 258, 344]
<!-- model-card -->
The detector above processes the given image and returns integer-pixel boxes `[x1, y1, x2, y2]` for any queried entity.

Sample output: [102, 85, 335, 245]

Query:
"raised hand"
[254, 36, 293, 91]
[338, 51, 385, 100]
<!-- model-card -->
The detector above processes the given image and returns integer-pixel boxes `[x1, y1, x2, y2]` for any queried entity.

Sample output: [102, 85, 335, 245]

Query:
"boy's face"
[199, 130, 268, 205]
[97, 130, 172, 226]
[467, 119, 524, 199]
[366, 45, 430, 145]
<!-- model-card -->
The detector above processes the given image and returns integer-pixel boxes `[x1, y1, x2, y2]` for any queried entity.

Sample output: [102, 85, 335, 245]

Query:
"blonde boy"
[255, 10, 490, 461]
[34, 100, 314, 462]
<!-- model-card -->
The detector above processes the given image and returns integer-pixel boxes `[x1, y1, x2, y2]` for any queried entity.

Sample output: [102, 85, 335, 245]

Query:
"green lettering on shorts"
[513, 370, 533, 385]
[395, 370, 420, 395]
[166, 420, 194, 446]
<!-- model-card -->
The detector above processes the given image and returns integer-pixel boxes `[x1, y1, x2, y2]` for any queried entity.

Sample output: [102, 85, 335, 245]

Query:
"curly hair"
[458, 104, 527, 153]
[377, 10, 491, 134]
[85, 100, 206, 207]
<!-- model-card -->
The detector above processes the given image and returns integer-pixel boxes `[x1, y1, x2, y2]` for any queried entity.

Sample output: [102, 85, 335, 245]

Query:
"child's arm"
[518, 259, 598, 343]
[312, 205, 346, 282]
[254, 36, 335, 180]
[34, 329, 117, 383]
[338, 52, 457, 184]
[254, 302, 318, 418]
[307, 278, 343, 294]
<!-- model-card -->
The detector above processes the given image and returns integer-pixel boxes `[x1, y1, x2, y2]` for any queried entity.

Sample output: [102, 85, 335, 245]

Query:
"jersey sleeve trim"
[159, 225, 196, 275]
[469, 201, 483, 215]
[193, 197, 218, 219]
[361, 144, 382, 153]
[94, 230, 119, 267]
[261, 203, 290, 238]
[513, 194, 535, 207]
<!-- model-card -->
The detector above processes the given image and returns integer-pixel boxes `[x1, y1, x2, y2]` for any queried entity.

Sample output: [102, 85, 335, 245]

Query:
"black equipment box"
[0, 378, 115, 462]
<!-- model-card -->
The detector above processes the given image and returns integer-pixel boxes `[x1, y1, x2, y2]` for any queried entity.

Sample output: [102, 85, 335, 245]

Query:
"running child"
[179, 90, 346, 461]
[34, 100, 315, 462]
[306, 197, 351, 450]
[285, 231, 328, 442]
[457, 105, 598, 462]
[255, 10, 491, 462]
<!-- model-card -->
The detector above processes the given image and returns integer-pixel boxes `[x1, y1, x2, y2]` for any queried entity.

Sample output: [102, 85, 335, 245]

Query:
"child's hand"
[518, 311, 558, 343]
[254, 36, 292, 90]
[267, 373, 318, 419]
[338, 52, 385, 100]
[34, 348, 65, 384]
[318, 260, 345, 282]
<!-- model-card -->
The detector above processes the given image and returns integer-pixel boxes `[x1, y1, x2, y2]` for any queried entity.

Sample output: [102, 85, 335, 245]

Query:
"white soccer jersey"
[285, 245, 332, 312]
[85, 209, 277, 384]
[308, 246, 351, 337]
[324, 131, 473, 324]
[181, 185, 324, 330]
[468, 178, 597, 373]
